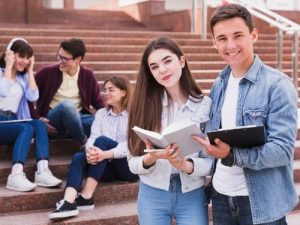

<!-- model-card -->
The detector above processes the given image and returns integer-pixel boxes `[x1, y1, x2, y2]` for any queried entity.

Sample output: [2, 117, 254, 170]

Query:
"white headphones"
[6, 37, 28, 51]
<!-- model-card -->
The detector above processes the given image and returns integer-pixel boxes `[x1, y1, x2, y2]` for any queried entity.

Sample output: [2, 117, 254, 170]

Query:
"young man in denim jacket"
[193, 4, 298, 225]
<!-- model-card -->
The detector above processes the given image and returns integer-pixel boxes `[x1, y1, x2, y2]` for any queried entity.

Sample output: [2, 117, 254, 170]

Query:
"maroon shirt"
[30, 64, 104, 118]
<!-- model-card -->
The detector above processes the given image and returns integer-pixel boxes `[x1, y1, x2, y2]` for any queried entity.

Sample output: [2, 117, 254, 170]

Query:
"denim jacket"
[0, 68, 38, 119]
[209, 56, 298, 224]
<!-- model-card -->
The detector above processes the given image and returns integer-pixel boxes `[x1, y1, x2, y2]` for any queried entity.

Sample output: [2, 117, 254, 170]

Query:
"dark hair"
[103, 76, 132, 111]
[60, 38, 86, 60]
[0, 39, 33, 75]
[128, 36, 204, 156]
[210, 4, 254, 35]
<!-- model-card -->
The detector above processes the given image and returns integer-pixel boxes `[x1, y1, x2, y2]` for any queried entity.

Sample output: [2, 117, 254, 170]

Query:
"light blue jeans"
[46, 100, 94, 144]
[137, 175, 208, 225]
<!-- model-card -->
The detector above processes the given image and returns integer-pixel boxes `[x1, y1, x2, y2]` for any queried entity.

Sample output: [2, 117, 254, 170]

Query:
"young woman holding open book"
[49, 76, 138, 220]
[0, 38, 62, 192]
[127, 36, 213, 225]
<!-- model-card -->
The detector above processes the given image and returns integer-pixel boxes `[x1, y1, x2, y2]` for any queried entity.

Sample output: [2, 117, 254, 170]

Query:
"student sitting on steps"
[0, 38, 62, 192]
[49, 76, 138, 220]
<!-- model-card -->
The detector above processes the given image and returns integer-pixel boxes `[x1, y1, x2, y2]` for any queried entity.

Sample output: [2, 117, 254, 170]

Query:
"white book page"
[0, 119, 32, 123]
[162, 120, 204, 157]
[132, 126, 169, 148]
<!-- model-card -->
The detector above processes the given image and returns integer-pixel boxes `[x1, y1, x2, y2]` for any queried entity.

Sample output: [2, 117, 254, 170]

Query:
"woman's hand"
[40, 117, 58, 135]
[27, 55, 35, 73]
[86, 146, 109, 165]
[4, 50, 15, 72]
[142, 139, 172, 168]
[166, 144, 181, 168]
[166, 144, 195, 174]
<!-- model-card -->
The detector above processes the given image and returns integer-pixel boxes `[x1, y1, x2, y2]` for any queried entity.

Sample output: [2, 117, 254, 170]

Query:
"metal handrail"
[228, 0, 300, 90]
[195, 0, 300, 90]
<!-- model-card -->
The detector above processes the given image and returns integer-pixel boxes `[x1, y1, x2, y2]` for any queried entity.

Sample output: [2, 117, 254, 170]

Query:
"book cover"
[132, 120, 205, 157]
[207, 125, 265, 148]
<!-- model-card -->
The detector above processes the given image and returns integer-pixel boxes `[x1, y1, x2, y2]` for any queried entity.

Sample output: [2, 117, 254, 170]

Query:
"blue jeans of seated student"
[66, 136, 138, 191]
[212, 188, 287, 225]
[0, 115, 49, 164]
[138, 176, 208, 225]
[46, 100, 94, 144]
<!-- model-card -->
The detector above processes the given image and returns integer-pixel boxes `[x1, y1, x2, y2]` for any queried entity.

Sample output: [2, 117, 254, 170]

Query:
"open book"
[207, 125, 265, 148]
[132, 120, 204, 157]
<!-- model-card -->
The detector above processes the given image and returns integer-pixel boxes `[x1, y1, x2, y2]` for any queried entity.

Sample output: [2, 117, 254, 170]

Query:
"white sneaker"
[6, 173, 37, 192]
[35, 170, 62, 187]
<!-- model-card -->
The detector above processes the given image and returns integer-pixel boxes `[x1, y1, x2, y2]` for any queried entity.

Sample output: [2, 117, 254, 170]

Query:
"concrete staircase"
[0, 25, 299, 224]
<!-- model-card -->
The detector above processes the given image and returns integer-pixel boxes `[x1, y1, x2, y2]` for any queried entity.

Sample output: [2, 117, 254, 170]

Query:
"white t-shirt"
[212, 72, 249, 196]
[0, 81, 23, 113]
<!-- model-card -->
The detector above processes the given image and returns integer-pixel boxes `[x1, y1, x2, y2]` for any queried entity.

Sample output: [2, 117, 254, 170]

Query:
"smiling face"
[103, 81, 126, 110]
[148, 48, 185, 92]
[212, 17, 258, 77]
[57, 48, 81, 76]
[14, 53, 30, 73]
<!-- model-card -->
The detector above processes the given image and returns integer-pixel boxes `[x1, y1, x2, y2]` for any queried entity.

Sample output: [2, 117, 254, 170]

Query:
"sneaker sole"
[49, 210, 79, 220]
[77, 205, 95, 210]
[35, 181, 62, 187]
[6, 184, 36, 192]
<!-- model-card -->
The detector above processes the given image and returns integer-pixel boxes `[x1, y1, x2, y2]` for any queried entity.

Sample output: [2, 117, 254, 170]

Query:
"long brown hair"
[103, 76, 132, 111]
[128, 36, 203, 156]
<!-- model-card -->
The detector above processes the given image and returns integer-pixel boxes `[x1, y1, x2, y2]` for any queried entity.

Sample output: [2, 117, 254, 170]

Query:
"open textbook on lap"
[0, 119, 32, 124]
[132, 120, 205, 157]
[207, 125, 265, 148]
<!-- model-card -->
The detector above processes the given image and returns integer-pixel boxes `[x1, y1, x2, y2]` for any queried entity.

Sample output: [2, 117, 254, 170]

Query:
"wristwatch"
[221, 148, 235, 167]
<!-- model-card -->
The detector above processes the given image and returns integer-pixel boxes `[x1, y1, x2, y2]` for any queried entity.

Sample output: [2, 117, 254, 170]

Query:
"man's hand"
[40, 117, 58, 135]
[192, 136, 231, 159]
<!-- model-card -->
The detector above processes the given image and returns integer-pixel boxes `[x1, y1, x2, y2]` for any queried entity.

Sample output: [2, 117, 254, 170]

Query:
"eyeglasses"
[57, 54, 73, 64]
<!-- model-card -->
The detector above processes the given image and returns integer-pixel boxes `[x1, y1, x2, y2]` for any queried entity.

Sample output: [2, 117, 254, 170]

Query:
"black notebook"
[207, 125, 265, 148]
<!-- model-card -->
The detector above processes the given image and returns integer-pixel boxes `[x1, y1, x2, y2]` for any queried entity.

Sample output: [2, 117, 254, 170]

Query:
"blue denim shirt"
[209, 56, 298, 223]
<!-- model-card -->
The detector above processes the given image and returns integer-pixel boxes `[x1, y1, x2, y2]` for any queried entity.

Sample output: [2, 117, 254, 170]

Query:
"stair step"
[0, 181, 138, 213]
[34, 61, 299, 72]
[0, 27, 202, 39]
[0, 139, 80, 160]
[0, 36, 295, 47]
[0, 200, 138, 225]
[6, 43, 295, 54]
[33, 52, 300, 62]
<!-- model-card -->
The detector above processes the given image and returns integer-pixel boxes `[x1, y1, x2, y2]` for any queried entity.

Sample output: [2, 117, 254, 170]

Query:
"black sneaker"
[49, 200, 79, 220]
[75, 194, 95, 210]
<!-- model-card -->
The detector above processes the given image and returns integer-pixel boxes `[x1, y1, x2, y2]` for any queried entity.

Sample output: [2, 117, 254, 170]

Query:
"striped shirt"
[85, 108, 128, 159]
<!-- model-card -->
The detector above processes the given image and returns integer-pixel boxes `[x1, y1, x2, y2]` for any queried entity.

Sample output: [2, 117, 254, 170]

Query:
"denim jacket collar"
[219, 55, 262, 84]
